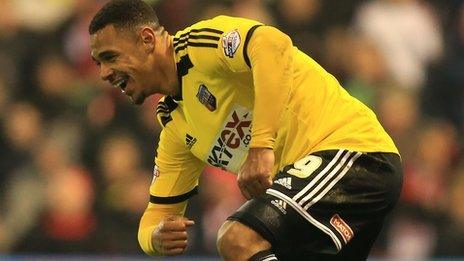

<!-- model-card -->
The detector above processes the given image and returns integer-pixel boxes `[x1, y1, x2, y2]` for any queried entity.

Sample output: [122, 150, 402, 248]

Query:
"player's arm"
[239, 26, 294, 198]
[138, 201, 193, 255]
[218, 19, 293, 198]
[220, 22, 293, 140]
[247, 25, 293, 149]
[241, 26, 294, 198]
[138, 102, 205, 255]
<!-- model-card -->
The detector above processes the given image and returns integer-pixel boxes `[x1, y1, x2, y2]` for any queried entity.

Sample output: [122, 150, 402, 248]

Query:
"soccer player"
[89, 0, 403, 260]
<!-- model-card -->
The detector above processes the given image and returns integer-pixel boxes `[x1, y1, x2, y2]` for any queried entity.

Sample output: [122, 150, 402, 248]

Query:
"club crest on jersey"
[196, 84, 216, 111]
[222, 29, 241, 58]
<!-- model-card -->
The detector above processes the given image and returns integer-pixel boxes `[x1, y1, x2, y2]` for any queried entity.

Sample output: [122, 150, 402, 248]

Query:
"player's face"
[90, 25, 157, 105]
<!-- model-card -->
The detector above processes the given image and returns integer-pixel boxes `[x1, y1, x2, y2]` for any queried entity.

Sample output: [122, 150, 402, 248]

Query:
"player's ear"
[140, 27, 155, 53]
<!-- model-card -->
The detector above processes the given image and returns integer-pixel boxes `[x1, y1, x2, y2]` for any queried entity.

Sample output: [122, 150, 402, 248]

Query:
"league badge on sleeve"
[222, 29, 241, 58]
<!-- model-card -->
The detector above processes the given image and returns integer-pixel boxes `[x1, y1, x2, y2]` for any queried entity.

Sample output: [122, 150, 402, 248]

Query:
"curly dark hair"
[89, 0, 159, 35]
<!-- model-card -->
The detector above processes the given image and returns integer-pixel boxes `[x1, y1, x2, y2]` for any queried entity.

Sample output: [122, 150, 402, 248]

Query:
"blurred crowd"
[0, 0, 463, 259]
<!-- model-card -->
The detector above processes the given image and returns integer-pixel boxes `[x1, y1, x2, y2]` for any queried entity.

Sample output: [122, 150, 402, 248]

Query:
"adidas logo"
[186, 134, 197, 149]
[270, 199, 287, 214]
[274, 177, 292, 190]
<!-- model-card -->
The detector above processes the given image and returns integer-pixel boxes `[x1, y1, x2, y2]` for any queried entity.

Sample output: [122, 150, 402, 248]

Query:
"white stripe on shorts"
[303, 152, 362, 210]
[292, 149, 347, 202]
[267, 188, 343, 251]
[298, 151, 360, 209]
[293, 149, 348, 203]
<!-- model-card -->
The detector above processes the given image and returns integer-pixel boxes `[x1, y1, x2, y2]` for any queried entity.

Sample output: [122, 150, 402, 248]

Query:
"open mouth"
[111, 74, 129, 90]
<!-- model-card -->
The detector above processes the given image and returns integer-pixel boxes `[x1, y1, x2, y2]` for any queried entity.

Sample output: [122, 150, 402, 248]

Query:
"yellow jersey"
[138, 15, 398, 254]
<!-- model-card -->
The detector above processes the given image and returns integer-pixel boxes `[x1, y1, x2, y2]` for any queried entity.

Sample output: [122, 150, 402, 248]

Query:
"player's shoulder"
[172, 16, 227, 64]
[172, 15, 262, 50]
[173, 15, 264, 71]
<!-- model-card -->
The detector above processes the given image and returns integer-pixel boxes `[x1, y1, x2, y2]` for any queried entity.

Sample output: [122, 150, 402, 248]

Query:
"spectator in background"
[195, 0, 274, 38]
[0, 76, 12, 186]
[384, 120, 459, 259]
[385, 209, 437, 259]
[320, 26, 352, 84]
[339, 33, 389, 109]
[196, 0, 234, 21]
[81, 79, 150, 175]
[0, 0, 21, 95]
[196, 0, 274, 30]
[231, 0, 274, 25]
[376, 87, 420, 163]
[33, 53, 80, 120]
[12, 0, 74, 33]
[354, 0, 443, 89]
[272, 0, 323, 59]
[154, 0, 199, 33]
[62, 0, 104, 79]
[401, 120, 459, 211]
[434, 164, 464, 257]
[422, 2, 464, 132]
[0, 102, 43, 181]
[95, 132, 151, 254]
[3, 123, 94, 253]
[2, 0, 72, 99]
[0, 102, 44, 252]
[15, 167, 97, 253]
[0, 76, 11, 117]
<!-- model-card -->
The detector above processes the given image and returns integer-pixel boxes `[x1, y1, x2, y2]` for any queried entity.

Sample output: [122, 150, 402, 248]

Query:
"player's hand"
[152, 216, 194, 255]
[238, 147, 274, 199]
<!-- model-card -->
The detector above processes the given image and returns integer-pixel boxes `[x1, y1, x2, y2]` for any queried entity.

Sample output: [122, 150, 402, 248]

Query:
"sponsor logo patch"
[222, 29, 241, 58]
[274, 177, 292, 190]
[271, 199, 287, 214]
[196, 84, 216, 111]
[151, 165, 160, 184]
[206, 105, 252, 172]
[330, 214, 354, 243]
[185, 133, 197, 149]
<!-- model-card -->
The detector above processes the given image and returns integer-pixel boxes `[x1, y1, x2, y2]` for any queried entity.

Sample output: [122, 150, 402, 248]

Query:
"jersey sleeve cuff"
[149, 186, 198, 204]
[250, 139, 275, 149]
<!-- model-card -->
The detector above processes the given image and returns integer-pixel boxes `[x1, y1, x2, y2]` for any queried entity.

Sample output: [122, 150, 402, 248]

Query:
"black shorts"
[228, 149, 403, 260]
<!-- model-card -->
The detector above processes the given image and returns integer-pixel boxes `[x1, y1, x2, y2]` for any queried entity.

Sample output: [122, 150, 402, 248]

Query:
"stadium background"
[0, 0, 463, 260]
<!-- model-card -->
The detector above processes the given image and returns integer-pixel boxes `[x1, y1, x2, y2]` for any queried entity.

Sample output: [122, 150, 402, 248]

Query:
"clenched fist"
[238, 147, 274, 199]
[152, 216, 194, 255]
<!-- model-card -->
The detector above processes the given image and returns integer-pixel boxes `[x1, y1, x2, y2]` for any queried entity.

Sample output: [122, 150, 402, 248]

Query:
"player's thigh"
[217, 220, 271, 248]
[217, 220, 272, 258]
[228, 149, 402, 260]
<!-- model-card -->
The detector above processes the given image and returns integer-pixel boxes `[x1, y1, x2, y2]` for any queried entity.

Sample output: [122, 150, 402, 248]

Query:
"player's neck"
[166, 34, 180, 97]
[154, 30, 180, 96]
